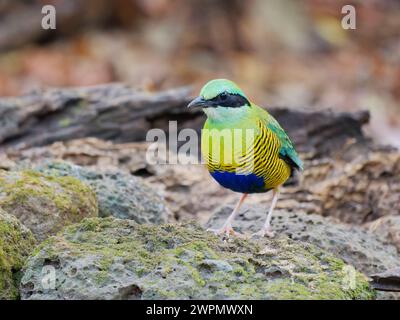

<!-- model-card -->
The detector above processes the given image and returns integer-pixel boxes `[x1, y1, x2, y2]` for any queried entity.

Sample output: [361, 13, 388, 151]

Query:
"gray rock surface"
[35, 161, 169, 224]
[206, 205, 400, 276]
[20, 217, 374, 300]
[365, 216, 400, 253]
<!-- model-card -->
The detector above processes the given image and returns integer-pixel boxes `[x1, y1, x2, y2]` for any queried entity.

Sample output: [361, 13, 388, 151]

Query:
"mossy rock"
[20, 217, 375, 300]
[207, 205, 400, 276]
[34, 161, 169, 223]
[0, 170, 98, 241]
[207, 205, 399, 300]
[0, 208, 36, 299]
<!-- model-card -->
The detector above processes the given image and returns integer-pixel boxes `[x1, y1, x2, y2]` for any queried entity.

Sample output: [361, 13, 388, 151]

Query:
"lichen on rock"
[0, 208, 36, 300]
[20, 217, 374, 300]
[34, 161, 169, 224]
[206, 205, 400, 277]
[0, 169, 98, 241]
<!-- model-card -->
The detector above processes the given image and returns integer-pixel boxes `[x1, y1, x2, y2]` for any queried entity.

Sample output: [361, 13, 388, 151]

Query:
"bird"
[188, 79, 303, 237]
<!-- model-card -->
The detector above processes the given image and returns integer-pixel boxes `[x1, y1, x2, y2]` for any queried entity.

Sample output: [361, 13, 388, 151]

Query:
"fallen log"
[0, 84, 193, 150]
[0, 83, 374, 161]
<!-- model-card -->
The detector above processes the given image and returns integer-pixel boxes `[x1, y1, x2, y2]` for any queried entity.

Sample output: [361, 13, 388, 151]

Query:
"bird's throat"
[203, 106, 251, 125]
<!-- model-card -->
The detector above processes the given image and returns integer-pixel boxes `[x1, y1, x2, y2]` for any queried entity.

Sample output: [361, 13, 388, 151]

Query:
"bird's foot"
[252, 226, 275, 238]
[207, 224, 245, 238]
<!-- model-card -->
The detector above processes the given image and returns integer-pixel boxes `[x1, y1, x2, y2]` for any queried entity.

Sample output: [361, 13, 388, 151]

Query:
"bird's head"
[188, 79, 251, 122]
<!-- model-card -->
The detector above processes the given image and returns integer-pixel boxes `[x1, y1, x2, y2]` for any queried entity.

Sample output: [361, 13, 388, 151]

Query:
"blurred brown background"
[0, 0, 399, 146]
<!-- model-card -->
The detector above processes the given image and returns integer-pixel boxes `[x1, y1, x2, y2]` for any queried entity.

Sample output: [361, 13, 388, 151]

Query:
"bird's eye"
[220, 93, 227, 101]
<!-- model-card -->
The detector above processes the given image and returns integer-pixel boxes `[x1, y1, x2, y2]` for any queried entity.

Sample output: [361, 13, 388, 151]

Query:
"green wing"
[255, 105, 303, 171]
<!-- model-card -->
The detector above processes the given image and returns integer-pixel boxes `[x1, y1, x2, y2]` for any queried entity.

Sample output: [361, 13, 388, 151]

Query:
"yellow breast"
[202, 120, 291, 190]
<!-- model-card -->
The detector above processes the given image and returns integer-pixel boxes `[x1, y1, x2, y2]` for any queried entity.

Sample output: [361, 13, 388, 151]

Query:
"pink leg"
[207, 193, 248, 237]
[253, 187, 279, 238]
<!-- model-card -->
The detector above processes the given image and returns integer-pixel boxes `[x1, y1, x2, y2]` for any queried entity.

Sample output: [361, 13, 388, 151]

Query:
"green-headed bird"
[188, 79, 303, 237]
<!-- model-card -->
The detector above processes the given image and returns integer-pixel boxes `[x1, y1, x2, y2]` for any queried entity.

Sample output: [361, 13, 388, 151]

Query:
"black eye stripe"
[208, 93, 250, 108]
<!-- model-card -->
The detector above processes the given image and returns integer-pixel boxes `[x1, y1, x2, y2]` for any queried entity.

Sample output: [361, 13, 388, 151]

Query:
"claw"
[207, 224, 235, 237]
[207, 224, 246, 239]
[252, 227, 276, 238]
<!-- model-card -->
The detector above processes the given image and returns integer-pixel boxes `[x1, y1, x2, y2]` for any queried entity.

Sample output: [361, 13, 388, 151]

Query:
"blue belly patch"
[210, 170, 266, 193]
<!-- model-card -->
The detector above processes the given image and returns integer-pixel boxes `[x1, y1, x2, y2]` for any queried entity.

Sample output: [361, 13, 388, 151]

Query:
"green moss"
[0, 210, 36, 299]
[98, 256, 114, 271]
[189, 265, 206, 287]
[0, 169, 98, 240]
[94, 271, 110, 286]
[58, 118, 72, 128]
[0, 170, 97, 219]
[266, 279, 314, 299]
